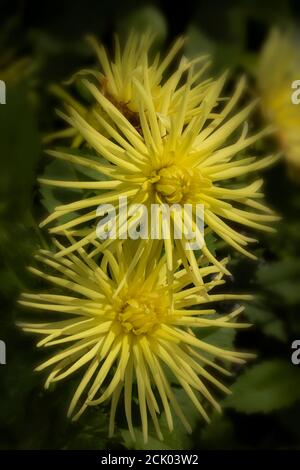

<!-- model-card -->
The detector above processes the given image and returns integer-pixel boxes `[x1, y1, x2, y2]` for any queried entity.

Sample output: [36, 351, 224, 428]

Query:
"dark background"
[1, 0, 300, 450]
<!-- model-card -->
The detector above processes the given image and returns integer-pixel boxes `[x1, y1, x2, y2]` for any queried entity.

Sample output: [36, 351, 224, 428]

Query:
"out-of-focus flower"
[257, 28, 300, 178]
[40, 60, 278, 285]
[19, 239, 252, 442]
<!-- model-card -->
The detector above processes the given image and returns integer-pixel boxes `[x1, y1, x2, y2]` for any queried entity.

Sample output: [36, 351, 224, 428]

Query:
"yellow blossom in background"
[46, 32, 210, 147]
[86, 31, 184, 113]
[40, 52, 278, 287]
[19, 238, 252, 442]
[257, 28, 300, 178]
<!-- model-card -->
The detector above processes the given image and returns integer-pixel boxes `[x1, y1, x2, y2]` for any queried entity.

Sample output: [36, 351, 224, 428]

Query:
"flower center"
[154, 165, 207, 204]
[117, 291, 167, 335]
[101, 77, 141, 129]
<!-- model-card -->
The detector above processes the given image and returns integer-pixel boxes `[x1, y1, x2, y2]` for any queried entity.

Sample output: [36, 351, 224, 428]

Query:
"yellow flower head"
[40, 42, 278, 287]
[258, 28, 300, 178]
[87, 31, 185, 114]
[46, 32, 207, 147]
[19, 238, 252, 442]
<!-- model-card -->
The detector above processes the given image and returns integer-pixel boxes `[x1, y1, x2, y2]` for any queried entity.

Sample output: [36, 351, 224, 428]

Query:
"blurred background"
[1, 0, 300, 450]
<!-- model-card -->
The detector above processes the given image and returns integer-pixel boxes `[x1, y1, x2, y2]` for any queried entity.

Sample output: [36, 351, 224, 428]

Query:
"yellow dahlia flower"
[258, 28, 300, 178]
[87, 31, 184, 114]
[19, 239, 252, 442]
[46, 32, 209, 146]
[40, 54, 278, 285]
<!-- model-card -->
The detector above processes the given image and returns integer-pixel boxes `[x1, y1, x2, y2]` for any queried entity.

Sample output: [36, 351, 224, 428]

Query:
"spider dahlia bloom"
[40, 45, 278, 284]
[19, 240, 252, 442]
[46, 32, 209, 146]
[258, 28, 300, 178]
[87, 32, 185, 114]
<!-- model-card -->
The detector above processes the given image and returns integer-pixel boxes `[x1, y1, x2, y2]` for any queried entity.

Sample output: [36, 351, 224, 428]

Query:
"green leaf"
[223, 360, 300, 413]
[244, 305, 287, 342]
[257, 259, 300, 285]
[200, 326, 236, 351]
[256, 260, 300, 305]
[39, 159, 82, 214]
[200, 412, 235, 449]
[50, 146, 110, 181]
